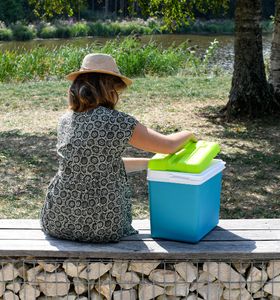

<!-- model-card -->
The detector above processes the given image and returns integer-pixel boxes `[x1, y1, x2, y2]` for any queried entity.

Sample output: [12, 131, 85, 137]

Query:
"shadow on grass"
[0, 130, 151, 218]
[0, 130, 58, 218]
[0, 129, 57, 169]
[124, 146, 152, 218]
[196, 105, 280, 219]
[1, 114, 279, 220]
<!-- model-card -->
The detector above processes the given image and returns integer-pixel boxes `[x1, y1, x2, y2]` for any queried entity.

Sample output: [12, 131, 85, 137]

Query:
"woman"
[40, 53, 196, 242]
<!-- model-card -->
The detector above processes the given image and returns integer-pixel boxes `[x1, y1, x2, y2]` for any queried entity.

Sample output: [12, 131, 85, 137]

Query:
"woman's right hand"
[129, 122, 197, 154]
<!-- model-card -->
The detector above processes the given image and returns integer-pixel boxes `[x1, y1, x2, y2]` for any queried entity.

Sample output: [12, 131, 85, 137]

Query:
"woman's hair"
[68, 73, 127, 112]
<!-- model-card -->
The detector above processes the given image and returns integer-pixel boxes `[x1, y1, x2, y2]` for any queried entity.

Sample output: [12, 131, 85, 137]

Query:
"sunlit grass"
[0, 36, 221, 82]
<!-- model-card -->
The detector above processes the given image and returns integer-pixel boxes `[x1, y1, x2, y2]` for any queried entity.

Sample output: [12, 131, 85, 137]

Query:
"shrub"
[11, 23, 35, 41]
[87, 22, 113, 37]
[0, 28, 12, 41]
[55, 25, 72, 38]
[122, 24, 153, 35]
[176, 20, 235, 35]
[109, 23, 122, 35]
[70, 22, 90, 37]
[37, 25, 57, 39]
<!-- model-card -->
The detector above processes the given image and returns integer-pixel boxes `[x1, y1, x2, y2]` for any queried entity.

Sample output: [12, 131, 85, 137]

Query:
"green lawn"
[0, 75, 279, 219]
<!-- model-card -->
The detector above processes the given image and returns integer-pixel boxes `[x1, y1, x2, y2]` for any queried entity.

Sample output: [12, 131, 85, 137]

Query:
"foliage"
[11, 23, 35, 41]
[54, 25, 72, 38]
[87, 21, 154, 37]
[37, 25, 57, 39]
[0, 28, 13, 41]
[0, 0, 25, 24]
[1, 18, 274, 41]
[27, 0, 86, 19]
[0, 19, 161, 41]
[39, 22, 91, 38]
[0, 37, 220, 82]
[203, 39, 220, 66]
[0, 0, 275, 25]
[134, 0, 229, 30]
[175, 19, 235, 34]
[70, 22, 90, 37]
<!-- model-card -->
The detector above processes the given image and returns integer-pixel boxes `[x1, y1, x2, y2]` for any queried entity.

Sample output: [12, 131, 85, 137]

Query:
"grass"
[0, 75, 279, 219]
[0, 37, 221, 82]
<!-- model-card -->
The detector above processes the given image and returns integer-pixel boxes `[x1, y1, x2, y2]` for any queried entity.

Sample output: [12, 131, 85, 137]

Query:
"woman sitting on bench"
[40, 53, 196, 243]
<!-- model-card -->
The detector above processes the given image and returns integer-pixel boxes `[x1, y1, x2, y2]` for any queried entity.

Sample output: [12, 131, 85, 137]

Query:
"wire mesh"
[0, 258, 279, 299]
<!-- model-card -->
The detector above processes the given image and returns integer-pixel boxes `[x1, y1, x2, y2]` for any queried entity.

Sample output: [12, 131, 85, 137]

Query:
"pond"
[0, 34, 272, 71]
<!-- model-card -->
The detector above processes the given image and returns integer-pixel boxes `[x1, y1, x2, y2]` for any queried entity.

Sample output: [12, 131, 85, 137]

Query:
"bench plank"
[0, 239, 279, 259]
[0, 229, 279, 242]
[134, 219, 280, 230]
[0, 219, 279, 260]
[0, 219, 280, 230]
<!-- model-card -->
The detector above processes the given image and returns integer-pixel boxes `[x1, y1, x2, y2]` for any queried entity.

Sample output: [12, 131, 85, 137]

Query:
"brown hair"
[68, 73, 127, 112]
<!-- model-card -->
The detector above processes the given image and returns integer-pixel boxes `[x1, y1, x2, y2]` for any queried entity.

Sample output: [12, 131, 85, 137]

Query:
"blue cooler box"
[147, 159, 226, 243]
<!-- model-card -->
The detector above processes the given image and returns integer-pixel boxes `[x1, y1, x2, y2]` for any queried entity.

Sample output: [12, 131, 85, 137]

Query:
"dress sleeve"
[112, 110, 138, 147]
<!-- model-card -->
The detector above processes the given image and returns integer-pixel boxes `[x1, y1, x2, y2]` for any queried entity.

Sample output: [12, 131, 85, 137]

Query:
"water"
[0, 34, 272, 72]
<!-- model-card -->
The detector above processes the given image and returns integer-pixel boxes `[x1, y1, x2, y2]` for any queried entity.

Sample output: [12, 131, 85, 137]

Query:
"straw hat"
[65, 53, 132, 87]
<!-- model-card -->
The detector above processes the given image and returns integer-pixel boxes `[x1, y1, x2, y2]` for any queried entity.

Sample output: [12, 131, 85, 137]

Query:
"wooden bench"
[0, 219, 279, 299]
[0, 219, 279, 259]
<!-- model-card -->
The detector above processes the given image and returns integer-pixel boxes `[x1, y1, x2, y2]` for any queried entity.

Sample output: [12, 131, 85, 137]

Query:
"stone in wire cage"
[0, 259, 280, 299]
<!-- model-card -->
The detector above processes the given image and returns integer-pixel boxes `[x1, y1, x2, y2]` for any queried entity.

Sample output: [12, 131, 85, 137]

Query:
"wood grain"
[1, 219, 280, 230]
[0, 229, 279, 241]
[0, 239, 279, 259]
[0, 219, 279, 259]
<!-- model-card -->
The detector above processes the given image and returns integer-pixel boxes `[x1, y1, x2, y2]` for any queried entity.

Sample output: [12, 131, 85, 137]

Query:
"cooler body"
[147, 159, 225, 243]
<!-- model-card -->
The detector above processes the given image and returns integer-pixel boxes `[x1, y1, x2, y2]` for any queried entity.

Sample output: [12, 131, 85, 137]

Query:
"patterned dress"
[40, 106, 138, 242]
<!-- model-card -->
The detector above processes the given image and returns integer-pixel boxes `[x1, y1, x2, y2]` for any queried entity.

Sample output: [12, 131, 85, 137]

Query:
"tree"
[136, 0, 280, 119]
[135, 0, 228, 30]
[27, 0, 86, 19]
[225, 0, 279, 118]
[0, 0, 25, 24]
[269, 0, 280, 102]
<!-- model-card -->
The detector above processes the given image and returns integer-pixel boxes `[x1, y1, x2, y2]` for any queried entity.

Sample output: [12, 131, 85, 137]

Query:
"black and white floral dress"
[40, 106, 138, 242]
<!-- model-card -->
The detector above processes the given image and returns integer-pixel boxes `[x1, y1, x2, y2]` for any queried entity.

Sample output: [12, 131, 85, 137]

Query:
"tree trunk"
[121, 0, 125, 17]
[115, 0, 118, 17]
[105, 0, 109, 17]
[135, 1, 139, 16]
[269, 0, 280, 101]
[225, 0, 276, 119]
[131, 1, 135, 17]
[78, 1, 81, 21]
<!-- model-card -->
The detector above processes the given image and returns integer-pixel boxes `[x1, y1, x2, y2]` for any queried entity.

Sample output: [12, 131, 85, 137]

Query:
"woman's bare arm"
[122, 157, 150, 173]
[129, 122, 197, 154]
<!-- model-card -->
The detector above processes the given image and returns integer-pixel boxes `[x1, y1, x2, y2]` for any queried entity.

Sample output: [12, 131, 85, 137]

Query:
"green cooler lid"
[148, 140, 220, 173]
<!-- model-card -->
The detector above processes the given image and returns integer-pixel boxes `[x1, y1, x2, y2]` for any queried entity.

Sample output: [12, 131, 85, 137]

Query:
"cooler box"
[147, 159, 226, 243]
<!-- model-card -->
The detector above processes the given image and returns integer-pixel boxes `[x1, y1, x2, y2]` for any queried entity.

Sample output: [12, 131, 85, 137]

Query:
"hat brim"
[65, 69, 132, 87]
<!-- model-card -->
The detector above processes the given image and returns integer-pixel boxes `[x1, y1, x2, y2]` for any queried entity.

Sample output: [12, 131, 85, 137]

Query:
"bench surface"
[0, 219, 280, 260]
